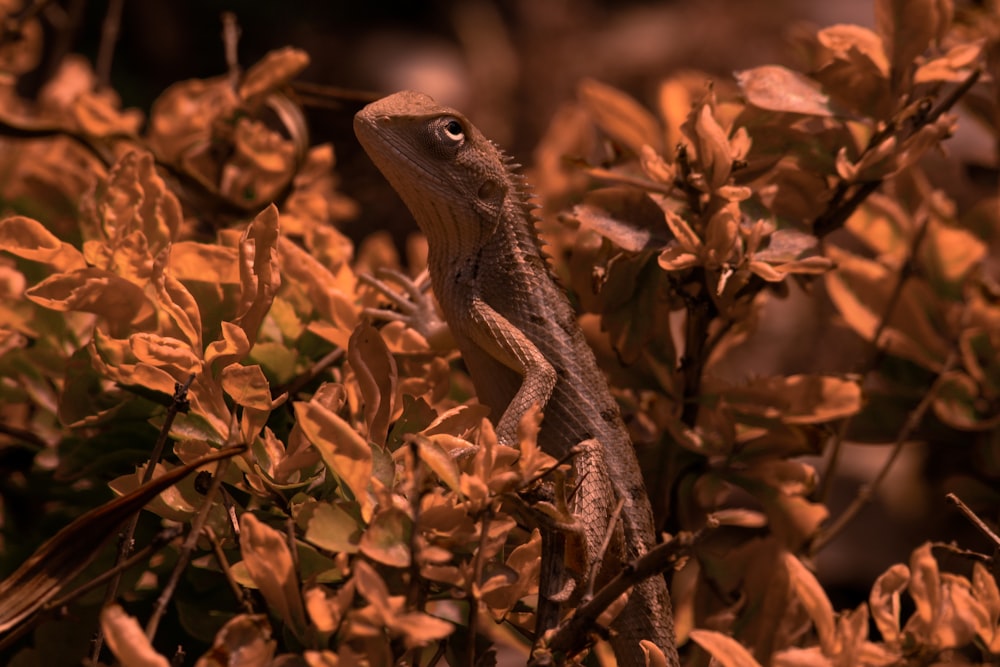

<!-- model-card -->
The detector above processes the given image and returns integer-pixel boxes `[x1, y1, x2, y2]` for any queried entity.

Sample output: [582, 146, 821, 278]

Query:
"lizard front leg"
[461, 294, 557, 447]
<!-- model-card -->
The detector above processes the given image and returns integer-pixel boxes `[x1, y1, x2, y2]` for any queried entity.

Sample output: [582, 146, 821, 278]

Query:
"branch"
[816, 212, 933, 505]
[947, 493, 1000, 550]
[91, 374, 195, 663]
[812, 68, 981, 238]
[811, 347, 960, 554]
[539, 521, 715, 662]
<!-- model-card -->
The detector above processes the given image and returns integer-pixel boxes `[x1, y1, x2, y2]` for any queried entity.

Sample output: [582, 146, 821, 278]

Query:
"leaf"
[694, 104, 734, 190]
[26, 267, 151, 333]
[0, 445, 245, 634]
[722, 374, 862, 425]
[915, 41, 984, 83]
[824, 246, 951, 371]
[933, 371, 1000, 431]
[221, 363, 278, 411]
[569, 187, 669, 253]
[784, 553, 836, 654]
[736, 65, 833, 117]
[870, 563, 909, 644]
[239, 513, 308, 639]
[80, 151, 182, 258]
[348, 320, 397, 447]
[293, 398, 374, 521]
[233, 205, 281, 349]
[689, 629, 763, 667]
[390, 610, 453, 649]
[359, 507, 412, 568]
[817, 24, 890, 76]
[129, 333, 201, 374]
[205, 321, 252, 370]
[239, 47, 310, 101]
[169, 241, 240, 284]
[876, 0, 952, 89]
[480, 530, 541, 620]
[193, 614, 276, 667]
[577, 78, 663, 155]
[906, 542, 941, 638]
[411, 435, 462, 492]
[640, 640, 669, 667]
[302, 501, 362, 554]
[153, 269, 204, 351]
[101, 605, 170, 667]
[0, 215, 86, 271]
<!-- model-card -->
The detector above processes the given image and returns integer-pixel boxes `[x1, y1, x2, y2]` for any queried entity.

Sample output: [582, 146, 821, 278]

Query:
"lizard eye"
[439, 117, 465, 145]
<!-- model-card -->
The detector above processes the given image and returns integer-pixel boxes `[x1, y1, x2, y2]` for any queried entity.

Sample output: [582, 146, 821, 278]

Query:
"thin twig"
[816, 212, 932, 505]
[94, 0, 124, 90]
[0, 421, 46, 449]
[204, 526, 253, 613]
[947, 493, 1000, 549]
[49, 527, 183, 611]
[0, 526, 183, 653]
[221, 12, 241, 91]
[91, 374, 195, 663]
[273, 348, 344, 399]
[145, 455, 233, 639]
[812, 68, 981, 238]
[466, 510, 492, 667]
[811, 348, 960, 554]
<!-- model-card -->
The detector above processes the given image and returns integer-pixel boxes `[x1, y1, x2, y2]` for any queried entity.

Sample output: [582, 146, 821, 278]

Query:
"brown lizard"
[354, 91, 678, 666]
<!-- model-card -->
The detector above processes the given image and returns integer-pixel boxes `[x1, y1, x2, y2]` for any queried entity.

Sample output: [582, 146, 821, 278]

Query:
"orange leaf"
[26, 267, 151, 333]
[169, 241, 240, 284]
[233, 205, 281, 349]
[359, 506, 411, 568]
[784, 553, 836, 654]
[348, 320, 397, 447]
[205, 321, 252, 370]
[193, 614, 275, 667]
[239, 513, 307, 638]
[577, 78, 663, 155]
[694, 104, 733, 190]
[152, 269, 203, 351]
[876, 0, 951, 89]
[293, 398, 374, 521]
[130, 333, 201, 374]
[101, 605, 170, 667]
[221, 363, 276, 411]
[0, 215, 86, 271]
[239, 47, 310, 101]
[689, 629, 763, 667]
[870, 563, 909, 644]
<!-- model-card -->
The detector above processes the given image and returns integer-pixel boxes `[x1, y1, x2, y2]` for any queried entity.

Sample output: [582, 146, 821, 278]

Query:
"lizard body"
[355, 91, 677, 666]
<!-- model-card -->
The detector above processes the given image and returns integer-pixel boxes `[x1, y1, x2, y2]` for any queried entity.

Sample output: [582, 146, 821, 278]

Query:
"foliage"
[0, 0, 998, 666]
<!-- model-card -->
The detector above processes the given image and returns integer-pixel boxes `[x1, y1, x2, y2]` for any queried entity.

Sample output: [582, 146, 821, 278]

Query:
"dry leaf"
[736, 65, 833, 117]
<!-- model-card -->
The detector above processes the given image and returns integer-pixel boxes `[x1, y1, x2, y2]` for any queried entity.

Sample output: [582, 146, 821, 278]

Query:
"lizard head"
[354, 91, 516, 251]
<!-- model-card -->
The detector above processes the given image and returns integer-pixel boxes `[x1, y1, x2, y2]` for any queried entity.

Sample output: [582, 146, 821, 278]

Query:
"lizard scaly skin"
[355, 91, 678, 666]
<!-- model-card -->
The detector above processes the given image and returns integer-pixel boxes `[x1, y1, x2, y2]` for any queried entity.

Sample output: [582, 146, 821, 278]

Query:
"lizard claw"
[359, 268, 452, 348]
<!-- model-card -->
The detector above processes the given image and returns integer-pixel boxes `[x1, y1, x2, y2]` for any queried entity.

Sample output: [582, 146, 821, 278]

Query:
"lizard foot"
[358, 267, 452, 347]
